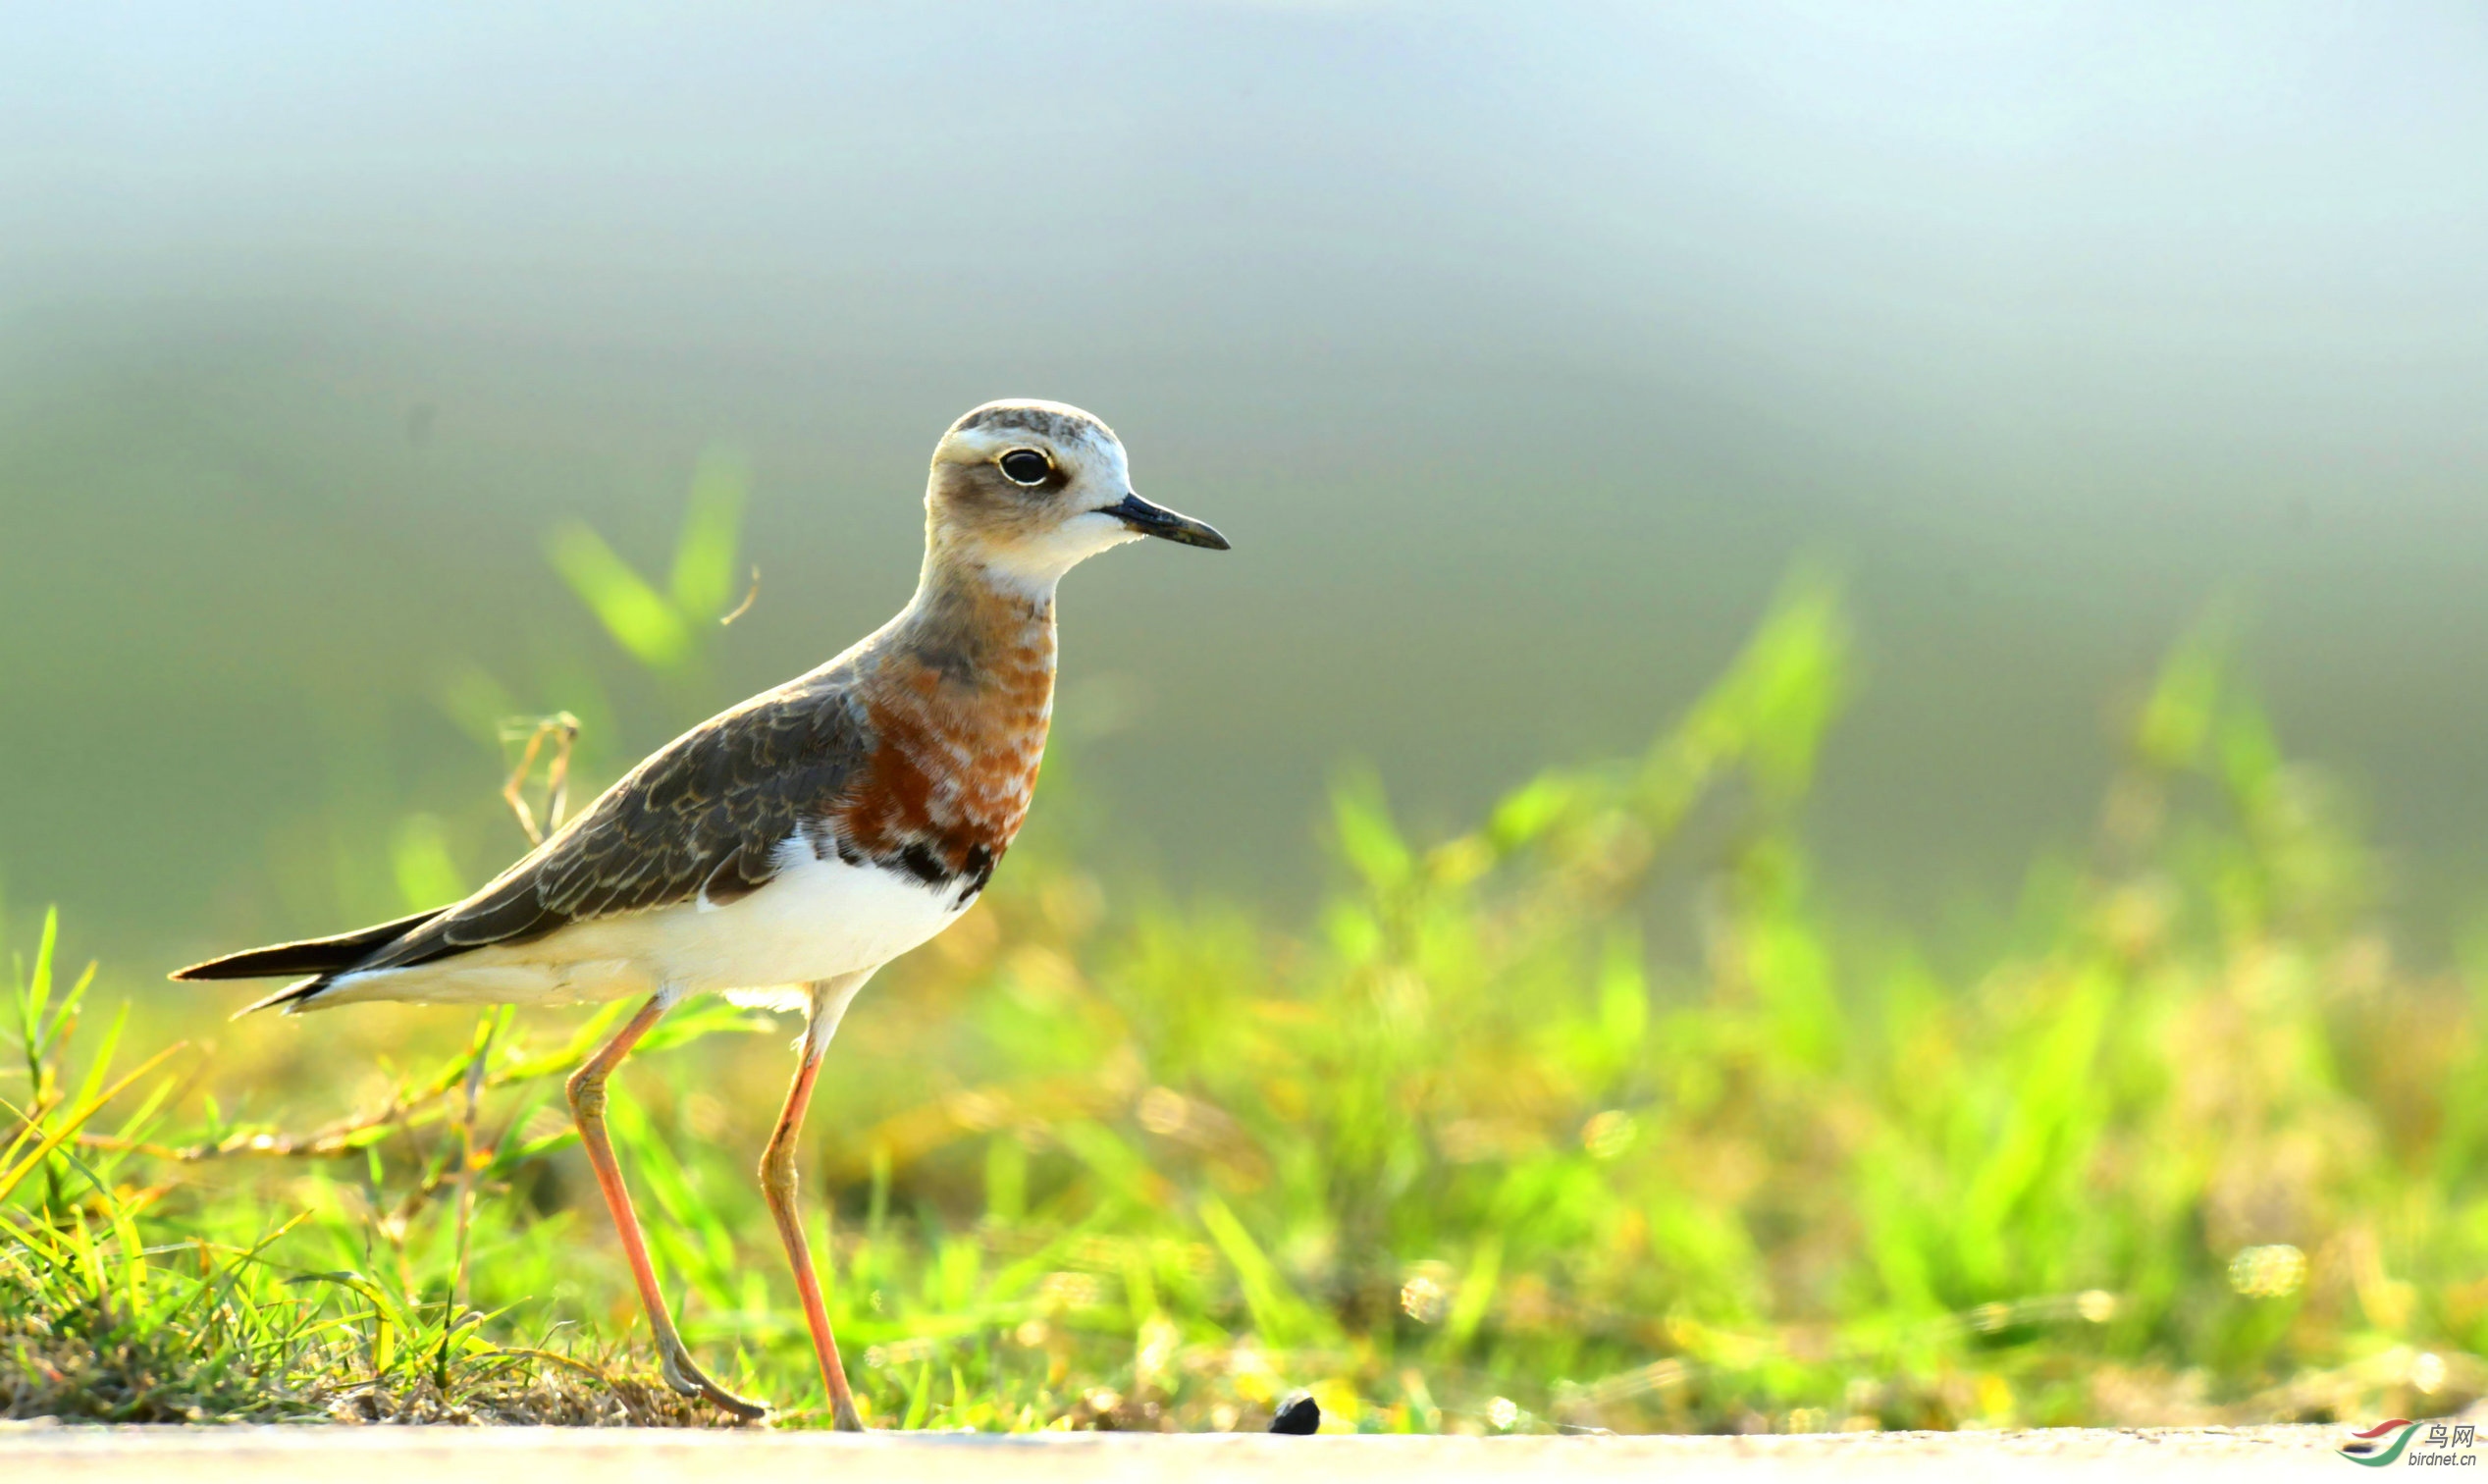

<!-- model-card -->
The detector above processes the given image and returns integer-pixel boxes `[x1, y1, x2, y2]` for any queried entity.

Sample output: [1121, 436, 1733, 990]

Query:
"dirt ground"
[0, 1421, 2383, 1481]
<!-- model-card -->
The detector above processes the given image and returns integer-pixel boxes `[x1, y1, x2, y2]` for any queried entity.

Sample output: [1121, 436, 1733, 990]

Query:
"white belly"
[662, 841, 970, 989]
[303, 836, 967, 1009]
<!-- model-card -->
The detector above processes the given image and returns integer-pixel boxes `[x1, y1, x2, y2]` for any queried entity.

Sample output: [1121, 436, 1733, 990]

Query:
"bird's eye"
[997, 449, 1053, 487]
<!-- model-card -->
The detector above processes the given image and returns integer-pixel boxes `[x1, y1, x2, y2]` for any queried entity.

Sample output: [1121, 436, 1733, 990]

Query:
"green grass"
[7, 574, 2488, 1431]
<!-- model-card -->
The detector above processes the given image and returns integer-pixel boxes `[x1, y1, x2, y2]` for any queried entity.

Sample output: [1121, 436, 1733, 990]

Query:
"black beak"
[1108, 492, 1231, 551]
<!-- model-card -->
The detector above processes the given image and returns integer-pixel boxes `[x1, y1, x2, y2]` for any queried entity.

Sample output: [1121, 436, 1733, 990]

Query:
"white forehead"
[937, 400, 1128, 478]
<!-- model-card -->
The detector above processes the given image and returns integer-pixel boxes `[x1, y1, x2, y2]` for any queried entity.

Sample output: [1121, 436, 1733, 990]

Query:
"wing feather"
[360, 682, 870, 973]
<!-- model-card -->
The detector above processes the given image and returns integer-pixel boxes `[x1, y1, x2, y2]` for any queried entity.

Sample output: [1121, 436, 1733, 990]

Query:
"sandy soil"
[0, 1420, 2378, 1481]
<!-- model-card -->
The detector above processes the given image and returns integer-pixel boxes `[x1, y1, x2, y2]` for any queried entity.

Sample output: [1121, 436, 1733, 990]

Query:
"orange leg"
[758, 974, 873, 1429]
[760, 1044, 866, 1431]
[567, 992, 768, 1420]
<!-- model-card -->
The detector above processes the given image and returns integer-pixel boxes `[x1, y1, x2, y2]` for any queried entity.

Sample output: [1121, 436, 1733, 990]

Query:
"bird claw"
[660, 1340, 770, 1421]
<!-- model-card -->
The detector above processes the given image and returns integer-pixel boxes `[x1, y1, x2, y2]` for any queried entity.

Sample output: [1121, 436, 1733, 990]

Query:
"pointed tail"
[171, 908, 442, 1008]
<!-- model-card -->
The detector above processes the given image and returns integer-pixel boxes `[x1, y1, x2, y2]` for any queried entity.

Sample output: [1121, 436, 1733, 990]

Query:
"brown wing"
[358, 682, 873, 974]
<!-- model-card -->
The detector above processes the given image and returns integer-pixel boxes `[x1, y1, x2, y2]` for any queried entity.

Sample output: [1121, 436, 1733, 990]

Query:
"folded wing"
[173, 681, 873, 1009]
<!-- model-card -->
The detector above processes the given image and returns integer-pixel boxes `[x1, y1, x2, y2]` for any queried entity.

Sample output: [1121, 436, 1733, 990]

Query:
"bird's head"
[926, 399, 1229, 592]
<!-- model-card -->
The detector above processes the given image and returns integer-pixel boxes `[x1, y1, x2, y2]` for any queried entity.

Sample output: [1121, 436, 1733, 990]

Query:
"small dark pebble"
[1269, 1393, 1320, 1435]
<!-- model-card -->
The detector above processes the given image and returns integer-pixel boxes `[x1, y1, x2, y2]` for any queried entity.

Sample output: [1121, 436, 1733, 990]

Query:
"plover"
[174, 400, 1229, 1428]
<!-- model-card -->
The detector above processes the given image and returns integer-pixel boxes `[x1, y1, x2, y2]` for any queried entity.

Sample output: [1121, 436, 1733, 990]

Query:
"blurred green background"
[6, 0, 2488, 1434]
[7, 2, 2488, 968]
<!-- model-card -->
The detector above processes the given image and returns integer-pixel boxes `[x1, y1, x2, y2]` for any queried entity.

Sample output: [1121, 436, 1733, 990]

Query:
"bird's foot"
[660, 1339, 770, 1421]
[830, 1391, 867, 1433]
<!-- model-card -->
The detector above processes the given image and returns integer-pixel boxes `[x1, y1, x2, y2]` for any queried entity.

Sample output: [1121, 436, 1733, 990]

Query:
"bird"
[172, 399, 1229, 1429]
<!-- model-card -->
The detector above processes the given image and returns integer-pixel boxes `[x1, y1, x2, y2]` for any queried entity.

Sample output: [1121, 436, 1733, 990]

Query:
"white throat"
[969, 510, 1142, 598]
